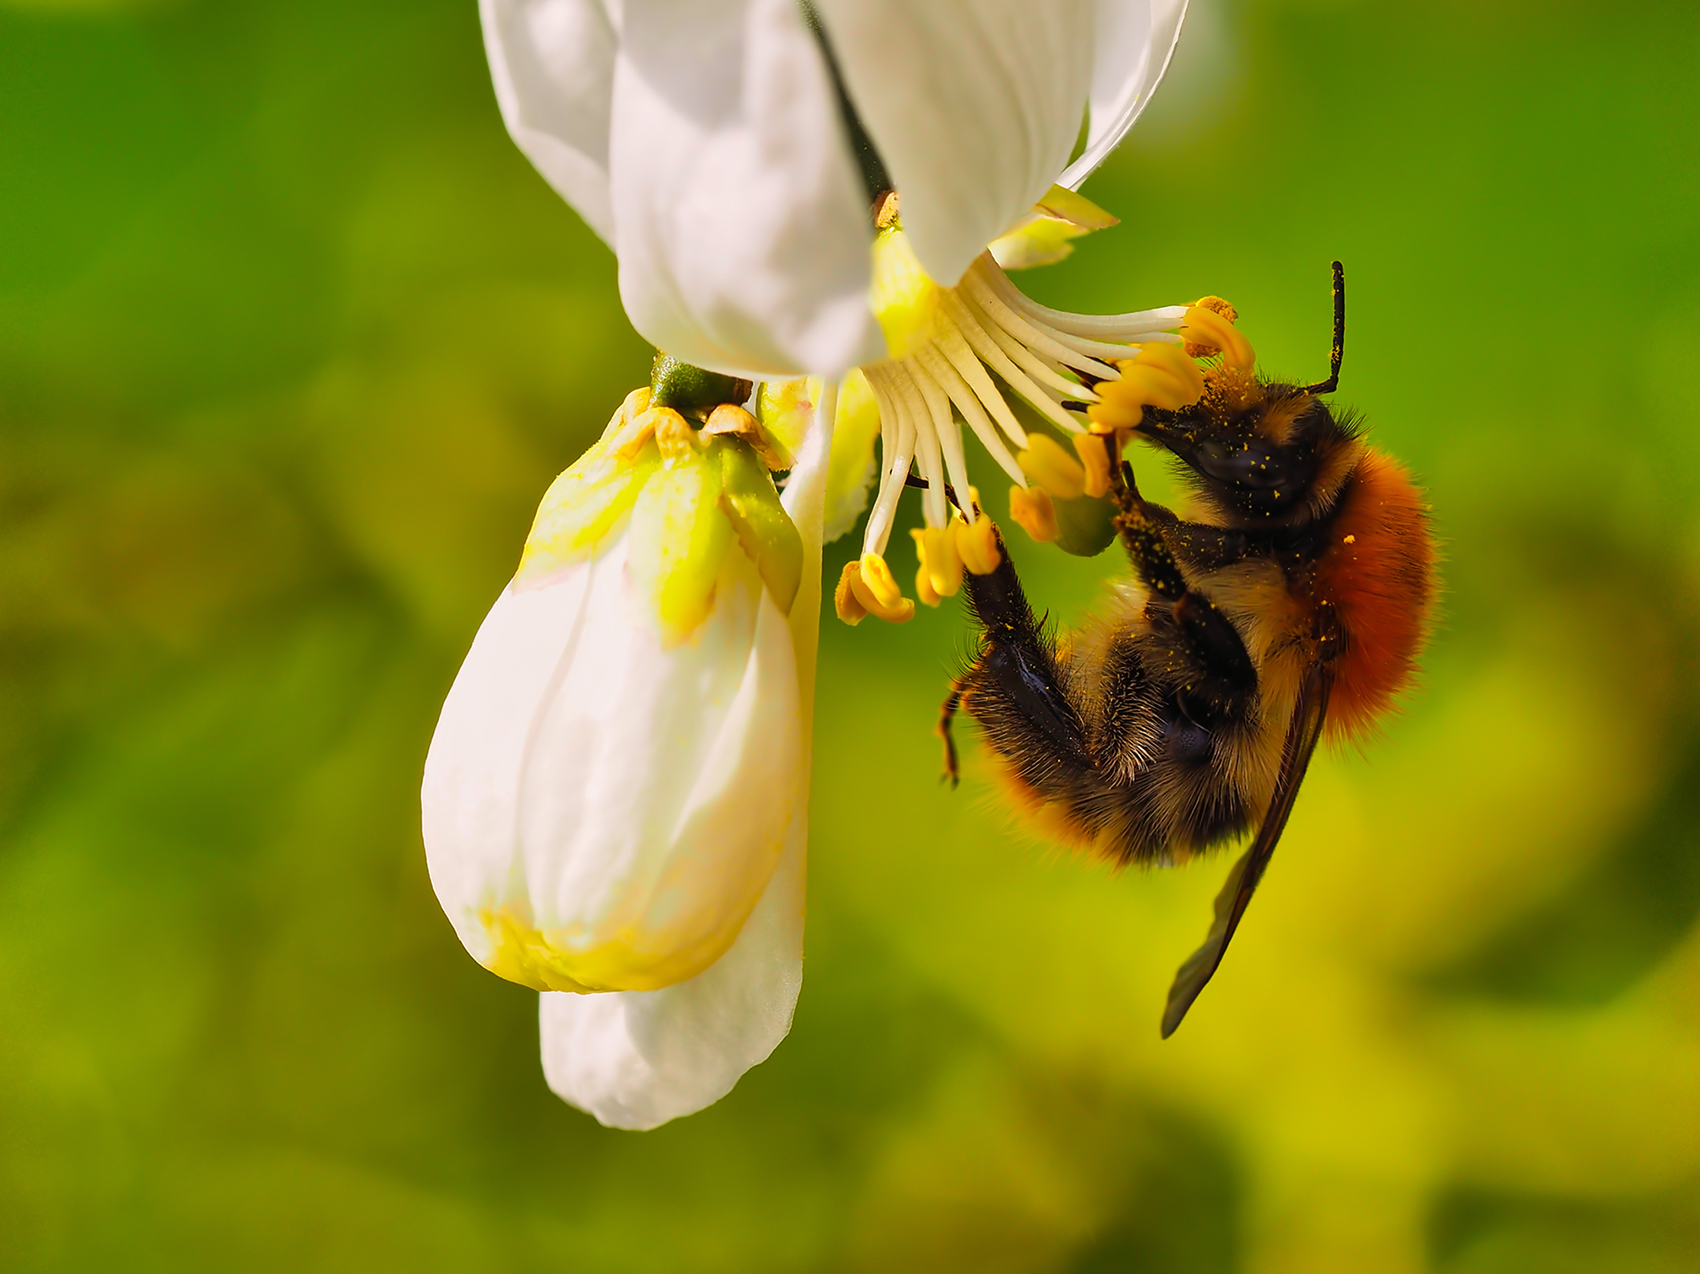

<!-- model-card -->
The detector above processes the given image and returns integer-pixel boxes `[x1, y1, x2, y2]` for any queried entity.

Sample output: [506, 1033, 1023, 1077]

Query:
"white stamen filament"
[942, 291, 1084, 437]
[862, 365, 917, 556]
[859, 251, 1189, 560]
[977, 258, 1188, 343]
[961, 267, 1120, 379]
[915, 340, 1024, 489]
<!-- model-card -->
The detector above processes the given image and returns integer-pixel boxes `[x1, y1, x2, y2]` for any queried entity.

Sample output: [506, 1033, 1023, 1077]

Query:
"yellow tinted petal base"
[477, 903, 751, 995]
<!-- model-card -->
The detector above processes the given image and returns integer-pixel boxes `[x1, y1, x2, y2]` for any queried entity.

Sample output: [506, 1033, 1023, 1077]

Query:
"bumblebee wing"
[1160, 659, 1335, 1038]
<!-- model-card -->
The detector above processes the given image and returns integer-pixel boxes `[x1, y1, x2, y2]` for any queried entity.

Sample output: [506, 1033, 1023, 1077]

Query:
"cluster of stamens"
[833, 229, 1258, 625]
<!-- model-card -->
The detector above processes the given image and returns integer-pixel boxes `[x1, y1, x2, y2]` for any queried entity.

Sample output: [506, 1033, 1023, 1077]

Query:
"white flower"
[424, 385, 834, 1127]
[482, 0, 1188, 378]
[484, 0, 1214, 617]
[447, 0, 1215, 1130]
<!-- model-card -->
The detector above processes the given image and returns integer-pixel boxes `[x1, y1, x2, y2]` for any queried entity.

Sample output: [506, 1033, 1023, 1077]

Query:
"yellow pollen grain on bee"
[1344, 534, 1357, 544]
[1073, 432, 1112, 498]
[1008, 486, 1059, 543]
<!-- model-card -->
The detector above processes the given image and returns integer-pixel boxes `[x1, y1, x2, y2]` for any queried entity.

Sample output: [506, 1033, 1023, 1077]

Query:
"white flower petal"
[422, 562, 594, 970]
[539, 803, 805, 1130]
[820, 372, 880, 545]
[537, 395, 834, 1131]
[423, 532, 804, 992]
[813, 0, 1097, 289]
[1058, 0, 1189, 190]
[609, 0, 884, 379]
[481, 0, 624, 244]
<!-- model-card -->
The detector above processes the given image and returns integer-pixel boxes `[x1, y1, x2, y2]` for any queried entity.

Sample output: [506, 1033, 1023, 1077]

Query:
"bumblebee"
[940, 265, 1437, 1036]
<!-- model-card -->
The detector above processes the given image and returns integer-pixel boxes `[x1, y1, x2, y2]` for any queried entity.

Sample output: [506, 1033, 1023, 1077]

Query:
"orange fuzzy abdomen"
[1311, 449, 1436, 742]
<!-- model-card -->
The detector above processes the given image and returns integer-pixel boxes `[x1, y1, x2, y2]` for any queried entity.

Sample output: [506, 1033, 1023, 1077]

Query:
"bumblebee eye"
[1148, 422, 1321, 516]
[1165, 715, 1213, 766]
[1193, 436, 1292, 490]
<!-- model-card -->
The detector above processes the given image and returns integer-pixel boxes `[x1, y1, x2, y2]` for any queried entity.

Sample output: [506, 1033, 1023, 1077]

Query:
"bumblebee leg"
[958, 527, 1094, 770]
[1113, 472, 1258, 717]
[938, 680, 964, 787]
[1113, 478, 1191, 603]
[1111, 460, 1251, 571]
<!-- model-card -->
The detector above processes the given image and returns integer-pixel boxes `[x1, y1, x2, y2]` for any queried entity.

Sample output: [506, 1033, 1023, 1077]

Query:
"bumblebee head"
[1136, 378, 1362, 523]
[1121, 262, 1361, 526]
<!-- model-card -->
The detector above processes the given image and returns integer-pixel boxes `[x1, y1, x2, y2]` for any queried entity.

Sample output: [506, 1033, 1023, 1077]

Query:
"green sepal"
[515, 441, 660, 585]
[626, 445, 735, 647]
[989, 218, 1092, 270]
[715, 437, 802, 614]
[1052, 491, 1118, 557]
[988, 185, 1119, 270]
[651, 352, 752, 414]
[1033, 184, 1118, 230]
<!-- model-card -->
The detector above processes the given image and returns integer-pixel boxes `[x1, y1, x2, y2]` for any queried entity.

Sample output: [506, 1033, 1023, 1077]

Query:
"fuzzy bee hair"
[941, 265, 1437, 1035]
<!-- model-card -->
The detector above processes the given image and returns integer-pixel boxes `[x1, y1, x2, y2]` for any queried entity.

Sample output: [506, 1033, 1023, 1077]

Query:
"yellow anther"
[911, 525, 963, 600]
[1180, 301, 1256, 373]
[1089, 369, 1184, 431]
[652, 408, 701, 462]
[1185, 296, 1238, 343]
[956, 513, 1002, 575]
[1086, 405, 1128, 434]
[1009, 486, 1058, 543]
[915, 561, 941, 607]
[1135, 341, 1209, 399]
[702, 404, 757, 437]
[1088, 343, 1209, 433]
[1126, 365, 1191, 408]
[702, 402, 792, 471]
[1073, 432, 1112, 499]
[607, 405, 660, 462]
[847, 553, 915, 623]
[1017, 433, 1086, 499]
[598, 387, 652, 445]
[858, 552, 904, 608]
[834, 561, 869, 625]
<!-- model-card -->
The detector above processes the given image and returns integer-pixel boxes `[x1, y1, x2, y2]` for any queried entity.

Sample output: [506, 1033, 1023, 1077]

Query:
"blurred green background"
[4, 0, 1700, 1270]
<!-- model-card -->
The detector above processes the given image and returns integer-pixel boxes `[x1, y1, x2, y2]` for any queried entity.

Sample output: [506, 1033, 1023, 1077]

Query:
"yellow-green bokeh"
[4, 1, 1699, 1270]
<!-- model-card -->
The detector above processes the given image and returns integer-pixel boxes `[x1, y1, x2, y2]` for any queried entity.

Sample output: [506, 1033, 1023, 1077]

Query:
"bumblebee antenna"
[1303, 260, 1346, 395]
